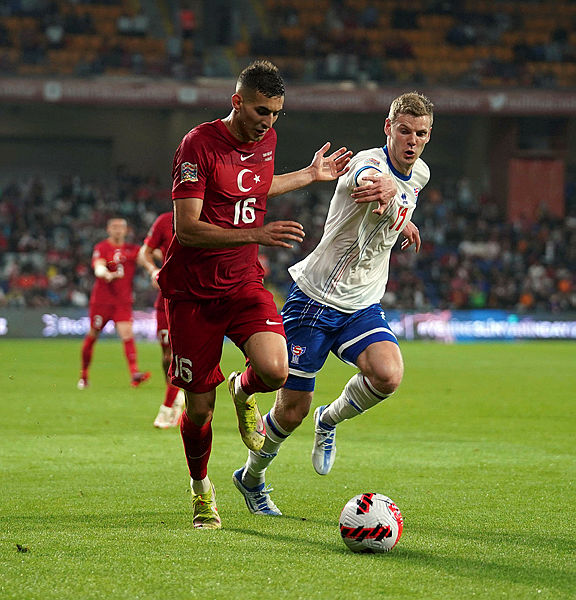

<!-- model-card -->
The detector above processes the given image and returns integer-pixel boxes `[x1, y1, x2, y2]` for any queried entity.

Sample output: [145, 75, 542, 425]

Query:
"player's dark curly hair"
[236, 60, 285, 98]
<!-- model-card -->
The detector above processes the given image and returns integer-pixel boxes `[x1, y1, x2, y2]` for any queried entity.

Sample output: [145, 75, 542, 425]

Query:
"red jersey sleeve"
[172, 127, 215, 200]
[144, 211, 174, 258]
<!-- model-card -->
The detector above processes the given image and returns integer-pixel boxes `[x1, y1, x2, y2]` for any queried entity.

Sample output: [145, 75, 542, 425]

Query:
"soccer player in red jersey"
[78, 217, 151, 389]
[157, 60, 352, 529]
[138, 211, 184, 429]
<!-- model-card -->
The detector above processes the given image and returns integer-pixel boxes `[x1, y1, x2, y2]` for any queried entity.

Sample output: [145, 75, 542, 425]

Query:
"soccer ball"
[339, 493, 403, 553]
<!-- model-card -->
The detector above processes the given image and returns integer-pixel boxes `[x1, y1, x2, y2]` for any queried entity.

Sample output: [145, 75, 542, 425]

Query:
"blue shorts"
[282, 284, 398, 392]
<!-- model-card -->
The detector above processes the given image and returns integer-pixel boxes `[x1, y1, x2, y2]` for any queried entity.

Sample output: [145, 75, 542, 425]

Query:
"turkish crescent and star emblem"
[237, 169, 261, 192]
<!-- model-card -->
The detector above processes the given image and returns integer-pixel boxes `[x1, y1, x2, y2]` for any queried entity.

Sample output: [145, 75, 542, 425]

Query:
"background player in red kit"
[138, 211, 185, 428]
[157, 60, 352, 528]
[78, 217, 151, 389]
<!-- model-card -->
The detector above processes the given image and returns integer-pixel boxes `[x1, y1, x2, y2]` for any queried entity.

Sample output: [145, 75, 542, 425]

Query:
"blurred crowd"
[1, 171, 575, 314]
[2, 0, 576, 89]
[256, 0, 576, 88]
[0, 170, 170, 310]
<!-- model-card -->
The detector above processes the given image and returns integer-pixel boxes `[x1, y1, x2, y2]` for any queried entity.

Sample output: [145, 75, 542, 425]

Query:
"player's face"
[232, 90, 284, 143]
[384, 114, 432, 175]
[107, 219, 128, 243]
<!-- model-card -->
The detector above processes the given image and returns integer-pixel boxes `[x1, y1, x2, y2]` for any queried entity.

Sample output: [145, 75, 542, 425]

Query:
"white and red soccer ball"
[339, 493, 403, 553]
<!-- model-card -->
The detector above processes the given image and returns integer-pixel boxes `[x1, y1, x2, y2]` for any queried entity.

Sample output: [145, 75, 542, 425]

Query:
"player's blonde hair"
[388, 92, 434, 125]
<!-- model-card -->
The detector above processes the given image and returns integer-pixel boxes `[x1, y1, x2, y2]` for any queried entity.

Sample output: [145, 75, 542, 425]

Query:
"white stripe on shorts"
[335, 327, 397, 359]
[288, 368, 317, 379]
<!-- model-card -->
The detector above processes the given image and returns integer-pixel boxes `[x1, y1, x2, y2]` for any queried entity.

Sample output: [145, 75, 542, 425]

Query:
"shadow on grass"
[392, 547, 574, 595]
[413, 522, 576, 555]
[6, 512, 573, 594]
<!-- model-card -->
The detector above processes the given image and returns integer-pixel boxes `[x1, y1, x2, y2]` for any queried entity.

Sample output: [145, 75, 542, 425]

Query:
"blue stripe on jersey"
[383, 146, 412, 181]
[354, 165, 382, 187]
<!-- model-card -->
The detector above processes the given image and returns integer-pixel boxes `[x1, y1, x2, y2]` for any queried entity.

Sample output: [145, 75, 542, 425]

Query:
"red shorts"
[156, 305, 170, 347]
[166, 282, 285, 393]
[89, 302, 132, 331]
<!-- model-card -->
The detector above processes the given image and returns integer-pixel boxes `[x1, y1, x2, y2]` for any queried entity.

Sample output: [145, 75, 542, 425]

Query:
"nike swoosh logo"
[240, 153, 254, 161]
[266, 319, 282, 325]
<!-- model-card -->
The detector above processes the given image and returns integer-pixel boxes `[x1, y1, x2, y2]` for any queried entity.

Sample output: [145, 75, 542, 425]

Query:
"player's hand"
[400, 221, 421, 253]
[257, 221, 305, 248]
[309, 142, 352, 182]
[351, 174, 397, 215]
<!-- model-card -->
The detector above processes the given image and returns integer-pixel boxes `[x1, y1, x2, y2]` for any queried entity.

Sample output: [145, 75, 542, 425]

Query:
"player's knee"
[185, 406, 213, 426]
[259, 362, 289, 391]
[367, 363, 403, 396]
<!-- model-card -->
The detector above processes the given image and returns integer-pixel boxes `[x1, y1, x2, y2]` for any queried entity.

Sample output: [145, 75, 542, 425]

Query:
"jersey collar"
[383, 146, 412, 181]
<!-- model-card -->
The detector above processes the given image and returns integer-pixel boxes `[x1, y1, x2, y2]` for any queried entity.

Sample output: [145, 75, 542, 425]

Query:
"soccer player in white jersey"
[232, 92, 433, 515]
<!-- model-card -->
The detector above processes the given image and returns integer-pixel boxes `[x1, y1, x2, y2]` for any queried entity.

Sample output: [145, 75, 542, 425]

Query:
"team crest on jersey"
[290, 344, 306, 365]
[181, 162, 197, 183]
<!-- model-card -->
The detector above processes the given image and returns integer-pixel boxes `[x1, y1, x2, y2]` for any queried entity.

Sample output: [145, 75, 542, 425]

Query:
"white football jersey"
[289, 146, 430, 312]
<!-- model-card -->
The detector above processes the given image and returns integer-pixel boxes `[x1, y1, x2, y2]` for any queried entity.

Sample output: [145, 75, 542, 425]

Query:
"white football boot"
[312, 405, 337, 475]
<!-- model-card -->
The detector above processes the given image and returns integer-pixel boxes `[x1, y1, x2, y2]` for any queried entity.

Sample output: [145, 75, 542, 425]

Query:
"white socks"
[191, 476, 211, 495]
[322, 373, 391, 426]
[243, 407, 290, 488]
[234, 374, 249, 402]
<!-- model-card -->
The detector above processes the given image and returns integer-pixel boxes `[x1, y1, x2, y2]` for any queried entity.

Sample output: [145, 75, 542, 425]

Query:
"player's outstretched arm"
[400, 221, 421, 252]
[268, 142, 352, 198]
[351, 173, 397, 215]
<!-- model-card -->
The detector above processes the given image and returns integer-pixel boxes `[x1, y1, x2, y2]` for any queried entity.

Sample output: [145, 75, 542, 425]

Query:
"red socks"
[163, 384, 179, 408]
[80, 334, 97, 377]
[240, 365, 276, 395]
[123, 338, 138, 375]
[180, 410, 212, 480]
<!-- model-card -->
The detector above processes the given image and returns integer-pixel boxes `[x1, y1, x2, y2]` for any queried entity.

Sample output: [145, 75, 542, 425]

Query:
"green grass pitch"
[1, 339, 575, 599]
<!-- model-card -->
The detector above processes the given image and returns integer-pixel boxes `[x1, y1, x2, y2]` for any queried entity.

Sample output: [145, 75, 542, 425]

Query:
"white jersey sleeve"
[288, 146, 430, 312]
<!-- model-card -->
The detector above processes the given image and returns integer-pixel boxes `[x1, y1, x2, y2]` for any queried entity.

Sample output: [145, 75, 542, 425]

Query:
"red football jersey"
[90, 239, 140, 305]
[158, 119, 276, 300]
[143, 211, 174, 309]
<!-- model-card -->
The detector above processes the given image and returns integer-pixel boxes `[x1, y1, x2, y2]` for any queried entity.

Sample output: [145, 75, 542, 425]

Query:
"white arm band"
[94, 264, 109, 278]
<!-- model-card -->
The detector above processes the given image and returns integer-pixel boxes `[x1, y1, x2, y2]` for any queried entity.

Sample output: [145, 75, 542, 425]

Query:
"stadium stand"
[1, 0, 576, 87]
[0, 1, 575, 313]
[1, 171, 574, 312]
